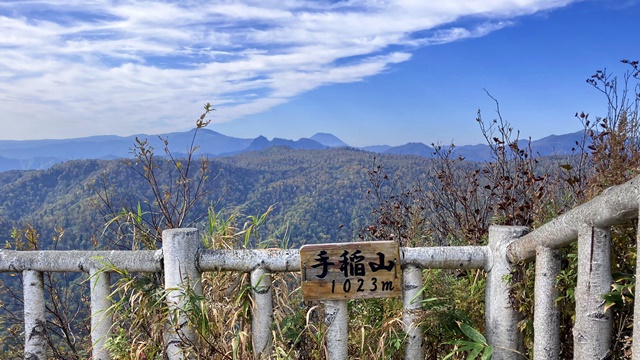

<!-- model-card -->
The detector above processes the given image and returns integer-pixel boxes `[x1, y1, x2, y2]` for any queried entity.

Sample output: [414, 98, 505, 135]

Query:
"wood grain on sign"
[299, 241, 402, 301]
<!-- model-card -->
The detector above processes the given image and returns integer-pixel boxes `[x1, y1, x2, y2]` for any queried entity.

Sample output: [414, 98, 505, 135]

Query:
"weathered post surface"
[573, 226, 611, 359]
[402, 265, 424, 359]
[634, 214, 640, 360]
[486, 225, 527, 359]
[325, 300, 348, 359]
[24, 270, 47, 360]
[533, 247, 561, 360]
[90, 268, 112, 360]
[163, 228, 203, 360]
[251, 267, 273, 358]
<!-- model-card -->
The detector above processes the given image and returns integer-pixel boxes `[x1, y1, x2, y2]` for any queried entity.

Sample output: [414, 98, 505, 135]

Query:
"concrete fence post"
[574, 225, 611, 359]
[402, 265, 424, 359]
[90, 268, 112, 360]
[251, 267, 273, 358]
[23, 270, 47, 360]
[325, 300, 348, 359]
[486, 225, 528, 359]
[634, 214, 640, 360]
[533, 247, 561, 360]
[163, 228, 203, 360]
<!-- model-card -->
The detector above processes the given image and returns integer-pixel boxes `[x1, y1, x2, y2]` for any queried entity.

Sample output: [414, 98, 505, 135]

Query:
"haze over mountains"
[0, 128, 586, 172]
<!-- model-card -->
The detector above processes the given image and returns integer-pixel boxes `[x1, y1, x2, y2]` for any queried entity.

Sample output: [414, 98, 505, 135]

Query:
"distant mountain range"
[0, 128, 587, 171]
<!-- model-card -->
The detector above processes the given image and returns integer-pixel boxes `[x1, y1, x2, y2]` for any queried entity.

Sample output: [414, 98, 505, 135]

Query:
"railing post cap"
[488, 225, 529, 245]
[162, 227, 198, 236]
[488, 224, 530, 236]
[487, 225, 529, 272]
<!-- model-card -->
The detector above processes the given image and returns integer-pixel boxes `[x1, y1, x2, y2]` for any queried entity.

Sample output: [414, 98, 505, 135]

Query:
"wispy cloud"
[0, 0, 576, 139]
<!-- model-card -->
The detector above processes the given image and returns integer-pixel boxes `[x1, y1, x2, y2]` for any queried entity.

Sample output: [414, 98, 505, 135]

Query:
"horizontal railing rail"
[508, 175, 640, 263]
[0, 246, 488, 274]
[0, 250, 163, 273]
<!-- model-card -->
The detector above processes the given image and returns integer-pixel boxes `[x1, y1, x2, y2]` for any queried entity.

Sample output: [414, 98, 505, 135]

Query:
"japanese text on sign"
[300, 241, 401, 301]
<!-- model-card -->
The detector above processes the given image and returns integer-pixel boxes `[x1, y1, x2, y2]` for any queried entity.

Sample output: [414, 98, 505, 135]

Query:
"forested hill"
[0, 147, 435, 249]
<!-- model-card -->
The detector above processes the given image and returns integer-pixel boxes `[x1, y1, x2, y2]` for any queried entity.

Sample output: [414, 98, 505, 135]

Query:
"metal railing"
[2, 174, 640, 359]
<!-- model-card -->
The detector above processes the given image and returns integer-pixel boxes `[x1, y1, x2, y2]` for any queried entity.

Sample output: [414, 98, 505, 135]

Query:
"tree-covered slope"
[0, 147, 436, 249]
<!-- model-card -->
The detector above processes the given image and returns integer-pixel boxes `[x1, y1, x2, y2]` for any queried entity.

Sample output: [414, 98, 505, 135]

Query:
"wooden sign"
[300, 241, 402, 301]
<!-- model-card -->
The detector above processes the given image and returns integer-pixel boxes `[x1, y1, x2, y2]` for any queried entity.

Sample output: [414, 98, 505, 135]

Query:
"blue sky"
[0, 0, 638, 147]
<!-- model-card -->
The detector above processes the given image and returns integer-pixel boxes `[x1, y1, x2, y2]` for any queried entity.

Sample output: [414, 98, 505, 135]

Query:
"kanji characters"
[311, 250, 334, 278]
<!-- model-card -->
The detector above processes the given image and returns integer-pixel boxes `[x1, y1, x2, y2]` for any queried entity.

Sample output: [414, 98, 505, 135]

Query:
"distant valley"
[0, 128, 587, 171]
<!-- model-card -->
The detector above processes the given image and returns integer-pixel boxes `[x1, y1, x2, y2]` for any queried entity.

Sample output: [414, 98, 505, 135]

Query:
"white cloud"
[0, 0, 577, 139]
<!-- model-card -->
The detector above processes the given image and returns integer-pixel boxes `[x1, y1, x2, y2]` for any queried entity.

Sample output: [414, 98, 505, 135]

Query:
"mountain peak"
[384, 142, 435, 158]
[310, 133, 348, 148]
